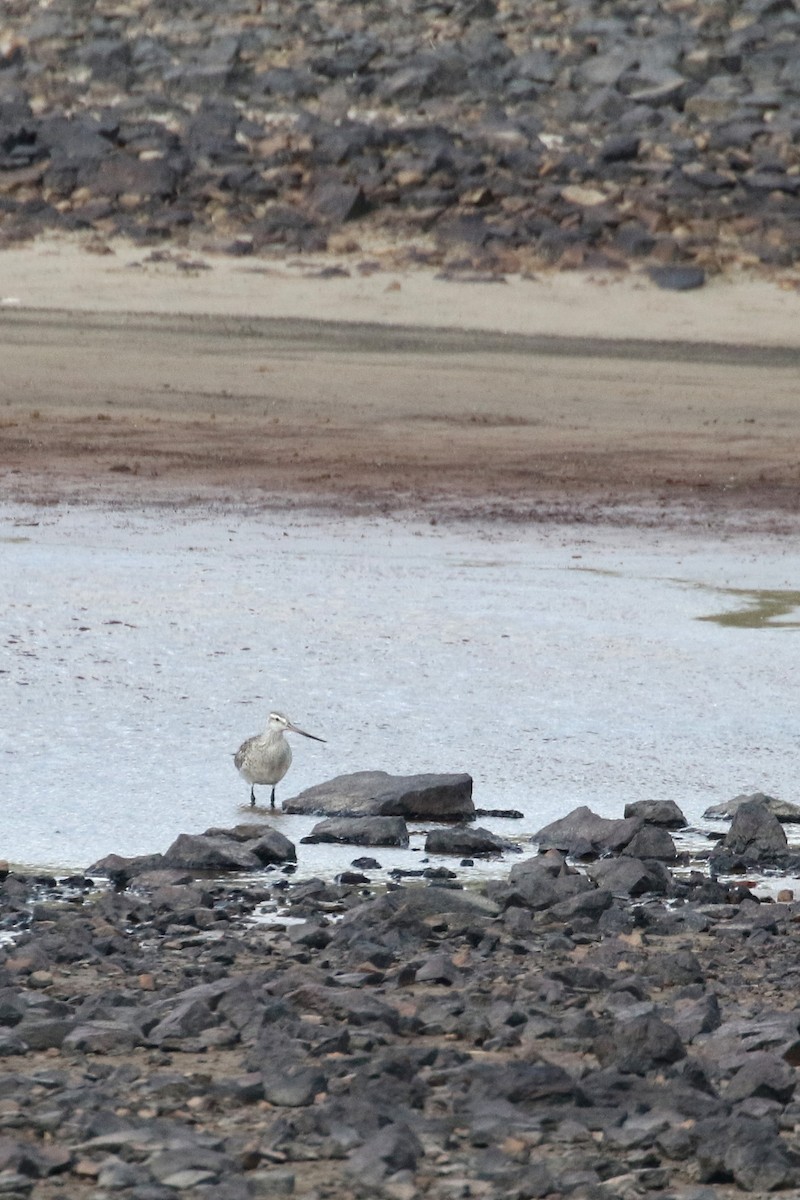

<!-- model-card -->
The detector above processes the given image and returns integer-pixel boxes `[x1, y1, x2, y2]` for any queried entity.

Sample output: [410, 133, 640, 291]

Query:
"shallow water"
[2, 502, 800, 875]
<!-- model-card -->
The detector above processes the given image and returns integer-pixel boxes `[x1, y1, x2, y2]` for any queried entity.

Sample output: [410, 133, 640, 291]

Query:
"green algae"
[697, 588, 800, 629]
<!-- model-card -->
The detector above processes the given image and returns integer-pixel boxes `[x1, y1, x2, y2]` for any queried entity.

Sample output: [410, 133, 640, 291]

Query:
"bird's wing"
[233, 736, 256, 770]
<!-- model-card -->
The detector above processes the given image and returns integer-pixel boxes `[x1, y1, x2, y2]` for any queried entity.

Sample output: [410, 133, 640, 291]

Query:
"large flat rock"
[282, 771, 474, 820]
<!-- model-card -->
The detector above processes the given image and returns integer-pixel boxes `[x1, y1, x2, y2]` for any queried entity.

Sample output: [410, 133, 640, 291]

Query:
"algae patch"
[697, 588, 800, 629]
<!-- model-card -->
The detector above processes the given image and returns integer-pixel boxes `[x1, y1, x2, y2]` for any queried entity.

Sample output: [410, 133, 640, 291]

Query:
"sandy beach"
[2, 237, 800, 525]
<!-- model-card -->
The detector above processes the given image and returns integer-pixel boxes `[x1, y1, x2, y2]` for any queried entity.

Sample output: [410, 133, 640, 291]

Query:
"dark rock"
[620, 823, 677, 860]
[161, 834, 261, 872]
[671, 993, 722, 1042]
[587, 855, 670, 896]
[254, 67, 320, 100]
[469, 1060, 585, 1106]
[261, 1062, 326, 1107]
[501, 852, 595, 909]
[474, 808, 523, 819]
[424, 826, 512, 857]
[345, 1122, 424, 1182]
[533, 806, 642, 857]
[703, 791, 800, 823]
[284, 771, 474, 820]
[78, 38, 132, 85]
[62, 1020, 139, 1054]
[623, 800, 687, 827]
[598, 133, 641, 162]
[724, 1052, 796, 1104]
[302, 816, 409, 847]
[646, 265, 707, 291]
[595, 1014, 686, 1074]
[85, 851, 166, 882]
[249, 830, 297, 864]
[283, 983, 400, 1032]
[643, 949, 704, 987]
[83, 152, 183, 200]
[415, 952, 461, 986]
[310, 182, 369, 222]
[694, 1116, 799, 1190]
[712, 798, 788, 860]
[147, 1146, 237, 1186]
[146, 996, 218, 1045]
[548, 887, 615, 922]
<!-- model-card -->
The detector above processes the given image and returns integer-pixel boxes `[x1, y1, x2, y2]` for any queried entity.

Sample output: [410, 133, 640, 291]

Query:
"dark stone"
[502, 853, 595, 910]
[647, 265, 707, 290]
[284, 771, 474, 820]
[725, 1052, 796, 1104]
[595, 1014, 686, 1074]
[598, 133, 640, 162]
[83, 152, 183, 200]
[671, 993, 722, 1042]
[623, 800, 687, 827]
[147, 1146, 237, 1186]
[261, 1062, 326, 1107]
[712, 798, 788, 860]
[469, 1060, 585, 1106]
[694, 1116, 799, 1190]
[643, 949, 704, 987]
[703, 791, 800, 823]
[548, 887, 614, 922]
[62, 1020, 139, 1054]
[310, 182, 370, 222]
[302, 816, 409, 847]
[424, 826, 512, 857]
[621, 824, 677, 860]
[146, 997, 218, 1045]
[78, 38, 132, 85]
[161, 834, 261, 872]
[253, 67, 320, 99]
[533, 806, 642, 857]
[415, 952, 461, 986]
[345, 1122, 424, 1182]
[587, 856, 670, 896]
[249, 830, 297, 864]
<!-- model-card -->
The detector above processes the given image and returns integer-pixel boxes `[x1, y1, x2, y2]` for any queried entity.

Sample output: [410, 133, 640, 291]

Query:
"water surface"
[2, 503, 799, 874]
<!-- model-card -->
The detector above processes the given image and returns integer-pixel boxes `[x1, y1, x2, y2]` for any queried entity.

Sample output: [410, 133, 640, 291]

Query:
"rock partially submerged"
[302, 816, 409, 848]
[624, 799, 687, 828]
[424, 825, 515, 858]
[710, 798, 788, 864]
[283, 770, 474, 820]
[90, 822, 296, 880]
[533, 805, 644, 858]
[703, 791, 800, 823]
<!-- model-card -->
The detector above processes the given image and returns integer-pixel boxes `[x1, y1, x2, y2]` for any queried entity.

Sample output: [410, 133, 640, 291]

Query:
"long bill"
[287, 722, 326, 742]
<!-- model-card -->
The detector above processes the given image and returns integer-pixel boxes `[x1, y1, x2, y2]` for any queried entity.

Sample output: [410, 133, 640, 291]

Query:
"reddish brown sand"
[2, 239, 800, 527]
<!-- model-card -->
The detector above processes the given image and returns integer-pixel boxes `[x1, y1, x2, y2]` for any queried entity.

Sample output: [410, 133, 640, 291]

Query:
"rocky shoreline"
[2, 793, 800, 1198]
[2, 0, 800, 279]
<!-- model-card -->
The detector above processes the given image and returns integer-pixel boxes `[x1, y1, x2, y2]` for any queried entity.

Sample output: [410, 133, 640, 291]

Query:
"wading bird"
[234, 711, 325, 807]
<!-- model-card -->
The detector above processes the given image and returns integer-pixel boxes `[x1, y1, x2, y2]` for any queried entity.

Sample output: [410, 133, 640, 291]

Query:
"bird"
[234, 711, 325, 808]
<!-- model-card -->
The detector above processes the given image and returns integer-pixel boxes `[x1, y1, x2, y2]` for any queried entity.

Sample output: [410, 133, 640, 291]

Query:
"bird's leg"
[270, 786, 276, 808]
[250, 785, 256, 807]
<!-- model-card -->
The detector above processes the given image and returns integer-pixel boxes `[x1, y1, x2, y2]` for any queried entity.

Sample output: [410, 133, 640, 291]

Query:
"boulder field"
[0, 795, 799, 1197]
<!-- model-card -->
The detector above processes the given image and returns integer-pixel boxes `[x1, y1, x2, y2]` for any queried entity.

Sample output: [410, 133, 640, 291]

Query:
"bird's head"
[268, 711, 326, 742]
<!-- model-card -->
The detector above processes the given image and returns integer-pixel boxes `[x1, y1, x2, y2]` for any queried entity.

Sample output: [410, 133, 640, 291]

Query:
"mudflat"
[1, 239, 800, 525]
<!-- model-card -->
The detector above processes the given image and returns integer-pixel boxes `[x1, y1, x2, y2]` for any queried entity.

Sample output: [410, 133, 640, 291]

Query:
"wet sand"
[1, 237, 800, 525]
